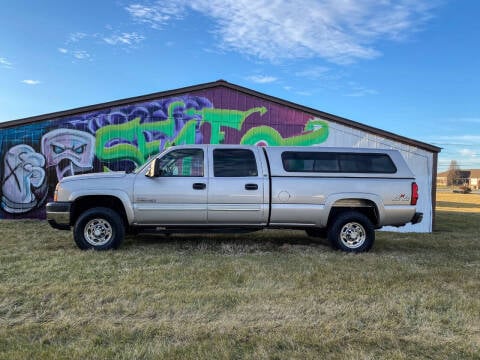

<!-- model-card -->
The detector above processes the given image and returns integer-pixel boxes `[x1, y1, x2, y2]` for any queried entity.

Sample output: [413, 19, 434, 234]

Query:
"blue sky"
[0, 0, 479, 171]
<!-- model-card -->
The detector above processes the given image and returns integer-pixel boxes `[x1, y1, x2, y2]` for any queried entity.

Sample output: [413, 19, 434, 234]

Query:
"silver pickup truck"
[46, 144, 422, 252]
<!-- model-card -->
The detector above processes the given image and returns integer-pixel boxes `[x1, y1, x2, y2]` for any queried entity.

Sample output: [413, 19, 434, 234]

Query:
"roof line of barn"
[0, 79, 441, 153]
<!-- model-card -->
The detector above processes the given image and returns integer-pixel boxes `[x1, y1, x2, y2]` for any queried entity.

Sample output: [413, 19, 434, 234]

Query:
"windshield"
[132, 155, 158, 174]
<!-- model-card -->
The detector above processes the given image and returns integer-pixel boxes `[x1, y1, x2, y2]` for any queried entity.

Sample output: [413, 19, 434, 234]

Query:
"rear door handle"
[245, 183, 258, 190]
[193, 183, 206, 190]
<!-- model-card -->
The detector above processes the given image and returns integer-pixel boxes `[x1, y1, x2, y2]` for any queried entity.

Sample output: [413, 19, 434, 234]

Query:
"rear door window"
[213, 149, 258, 177]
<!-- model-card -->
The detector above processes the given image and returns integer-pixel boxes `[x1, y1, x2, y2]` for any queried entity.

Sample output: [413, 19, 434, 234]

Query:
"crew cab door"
[133, 148, 207, 225]
[207, 147, 268, 225]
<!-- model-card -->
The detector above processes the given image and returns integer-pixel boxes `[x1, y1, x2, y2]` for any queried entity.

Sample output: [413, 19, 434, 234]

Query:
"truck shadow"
[124, 230, 331, 252]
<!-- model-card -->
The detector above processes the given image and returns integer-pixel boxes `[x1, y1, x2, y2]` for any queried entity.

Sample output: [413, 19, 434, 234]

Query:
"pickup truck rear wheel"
[328, 211, 374, 253]
[73, 207, 125, 250]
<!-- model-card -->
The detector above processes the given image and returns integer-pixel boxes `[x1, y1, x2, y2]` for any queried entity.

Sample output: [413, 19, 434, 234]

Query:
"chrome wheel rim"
[339, 222, 366, 249]
[84, 218, 113, 246]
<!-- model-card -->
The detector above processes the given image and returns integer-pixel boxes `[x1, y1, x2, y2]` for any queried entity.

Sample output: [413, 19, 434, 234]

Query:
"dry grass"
[0, 192, 479, 359]
[436, 191, 480, 213]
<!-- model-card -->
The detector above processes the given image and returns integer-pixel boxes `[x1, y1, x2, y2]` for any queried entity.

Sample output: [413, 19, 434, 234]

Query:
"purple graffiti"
[74, 96, 212, 144]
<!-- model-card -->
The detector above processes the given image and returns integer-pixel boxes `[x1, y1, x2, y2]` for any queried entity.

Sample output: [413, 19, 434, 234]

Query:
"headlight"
[54, 183, 60, 202]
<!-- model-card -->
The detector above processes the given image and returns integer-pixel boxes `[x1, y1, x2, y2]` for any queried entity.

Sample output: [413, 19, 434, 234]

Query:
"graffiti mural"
[95, 103, 269, 166]
[1, 144, 46, 214]
[41, 129, 95, 181]
[240, 118, 329, 146]
[0, 89, 330, 218]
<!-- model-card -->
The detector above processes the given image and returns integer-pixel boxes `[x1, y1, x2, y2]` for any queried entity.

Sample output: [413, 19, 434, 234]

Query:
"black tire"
[327, 211, 374, 253]
[73, 207, 125, 250]
[305, 228, 327, 238]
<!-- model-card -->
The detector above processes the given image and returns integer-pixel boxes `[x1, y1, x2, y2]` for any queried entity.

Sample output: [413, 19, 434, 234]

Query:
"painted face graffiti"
[1, 144, 46, 214]
[41, 129, 95, 181]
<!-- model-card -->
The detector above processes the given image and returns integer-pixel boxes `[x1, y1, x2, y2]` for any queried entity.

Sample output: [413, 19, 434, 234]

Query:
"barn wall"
[0, 86, 433, 232]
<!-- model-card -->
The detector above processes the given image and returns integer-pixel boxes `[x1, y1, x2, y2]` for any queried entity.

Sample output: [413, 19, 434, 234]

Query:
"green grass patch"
[0, 194, 479, 359]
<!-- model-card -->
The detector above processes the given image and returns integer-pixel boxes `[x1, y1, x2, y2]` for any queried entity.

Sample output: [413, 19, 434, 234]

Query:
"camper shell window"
[281, 151, 397, 174]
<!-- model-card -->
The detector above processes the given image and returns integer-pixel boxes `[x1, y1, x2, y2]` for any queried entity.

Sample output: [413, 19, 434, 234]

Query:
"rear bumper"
[411, 212, 423, 225]
[46, 202, 71, 230]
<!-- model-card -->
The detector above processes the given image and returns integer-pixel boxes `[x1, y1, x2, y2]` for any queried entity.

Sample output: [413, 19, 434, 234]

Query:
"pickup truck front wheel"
[73, 207, 125, 250]
[328, 211, 374, 253]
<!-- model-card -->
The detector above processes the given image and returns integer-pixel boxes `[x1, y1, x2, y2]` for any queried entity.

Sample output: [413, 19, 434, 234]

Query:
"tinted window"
[213, 149, 258, 177]
[158, 149, 204, 177]
[282, 151, 397, 174]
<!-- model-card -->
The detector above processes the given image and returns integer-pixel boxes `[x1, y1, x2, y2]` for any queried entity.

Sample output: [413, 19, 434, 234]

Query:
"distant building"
[437, 169, 480, 189]
[0, 80, 440, 231]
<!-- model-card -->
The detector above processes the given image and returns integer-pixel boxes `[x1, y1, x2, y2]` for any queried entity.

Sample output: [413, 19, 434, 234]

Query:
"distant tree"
[446, 160, 461, 186]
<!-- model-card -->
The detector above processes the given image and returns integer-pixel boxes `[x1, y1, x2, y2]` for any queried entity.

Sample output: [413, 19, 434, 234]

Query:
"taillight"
[411, 182, 418, 205]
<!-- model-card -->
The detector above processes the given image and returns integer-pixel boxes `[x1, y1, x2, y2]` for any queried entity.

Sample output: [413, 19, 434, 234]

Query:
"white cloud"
[460, 149, 477, 157]
[61, 33, 92, 60]
[345, 88, 378, 97]
[22, 79, 41, 85]
[246, 75, 277, 84]
[295, 66, 330, 79]
[73, 50, 91, 60]
[125, 0, 438, 64]
[0, 57, 13, 68]
[296, 90, 312, 96]
[125, 3, 186, 29]
[345, 82, 378, 97]
[429, 135, 480, 143]
[68, 32, 87, 43]
[103, 32, 145, 45]
[281, 85, 313, 96]
[58, 46, 91, 61]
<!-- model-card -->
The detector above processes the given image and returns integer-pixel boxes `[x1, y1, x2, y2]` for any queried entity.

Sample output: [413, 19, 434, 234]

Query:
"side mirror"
[145, 158, 161, 177]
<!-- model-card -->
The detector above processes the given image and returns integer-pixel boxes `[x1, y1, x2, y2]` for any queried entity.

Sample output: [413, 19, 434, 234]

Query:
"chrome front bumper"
[46, 202, 71, 230]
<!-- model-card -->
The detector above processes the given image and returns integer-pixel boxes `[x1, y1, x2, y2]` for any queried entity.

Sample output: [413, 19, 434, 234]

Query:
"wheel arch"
[326, 195, 382, 228]
[70, 194, 131, 227]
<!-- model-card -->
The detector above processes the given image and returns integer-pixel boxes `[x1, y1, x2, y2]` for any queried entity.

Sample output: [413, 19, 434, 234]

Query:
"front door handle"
[245, 183, 258, 190]
[193, 183, 206, 190]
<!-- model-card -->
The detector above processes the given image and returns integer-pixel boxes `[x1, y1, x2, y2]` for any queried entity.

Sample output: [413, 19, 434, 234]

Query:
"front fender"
[69, 190, 134, 224]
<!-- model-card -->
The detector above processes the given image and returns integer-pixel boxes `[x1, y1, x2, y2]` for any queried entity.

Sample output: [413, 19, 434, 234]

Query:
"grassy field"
[1, 193, 479, 359]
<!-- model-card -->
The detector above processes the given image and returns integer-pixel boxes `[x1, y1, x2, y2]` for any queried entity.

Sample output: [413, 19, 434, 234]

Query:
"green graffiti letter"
[186, 106, 267, 144]
[95, 101, 200, 166]
[240, 118, 329, 146]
